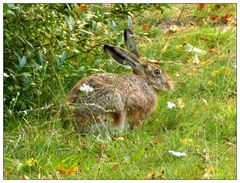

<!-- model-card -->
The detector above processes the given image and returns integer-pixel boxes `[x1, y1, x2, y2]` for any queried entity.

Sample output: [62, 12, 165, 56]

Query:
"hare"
[64, 28, 173, 133]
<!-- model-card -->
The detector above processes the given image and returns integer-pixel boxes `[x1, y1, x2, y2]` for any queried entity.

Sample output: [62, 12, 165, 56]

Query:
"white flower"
[168, 150, 187, 157]
[167, 101, 176, 109]
[79, 83, 94, 94]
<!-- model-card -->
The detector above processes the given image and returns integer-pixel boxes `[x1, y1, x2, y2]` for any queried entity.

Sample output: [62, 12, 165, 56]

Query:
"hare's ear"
[104, 44, 143, 71]
[124, 28, 141, 58]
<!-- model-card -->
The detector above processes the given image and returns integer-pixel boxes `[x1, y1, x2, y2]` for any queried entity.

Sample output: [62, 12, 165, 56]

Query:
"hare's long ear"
[104, 44, 144, 74]
[124, 28, 141, 58]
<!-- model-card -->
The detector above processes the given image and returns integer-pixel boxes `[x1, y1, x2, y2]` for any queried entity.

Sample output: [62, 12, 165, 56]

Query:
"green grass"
[4, 4, 236, 180]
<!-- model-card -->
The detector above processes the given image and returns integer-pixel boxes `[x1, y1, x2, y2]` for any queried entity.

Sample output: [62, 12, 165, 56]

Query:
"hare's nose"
[167, 80, 174, 90]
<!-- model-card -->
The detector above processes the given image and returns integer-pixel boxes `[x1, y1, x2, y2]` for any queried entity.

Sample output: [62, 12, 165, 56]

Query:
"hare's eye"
[154, 69, 161, 75]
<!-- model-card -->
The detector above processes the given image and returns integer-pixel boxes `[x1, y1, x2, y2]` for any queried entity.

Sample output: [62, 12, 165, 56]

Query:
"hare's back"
[68, 73, 154, 103]
[67, 73, 123, 103]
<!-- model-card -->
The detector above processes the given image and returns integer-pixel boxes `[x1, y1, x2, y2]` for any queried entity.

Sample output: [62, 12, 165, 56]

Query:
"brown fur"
[62, 29, 173, 133]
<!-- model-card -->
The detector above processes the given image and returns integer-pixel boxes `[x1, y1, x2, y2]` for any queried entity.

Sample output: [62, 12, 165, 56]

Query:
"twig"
[176, 4, 186, 24]
[160, 4, 186, 50]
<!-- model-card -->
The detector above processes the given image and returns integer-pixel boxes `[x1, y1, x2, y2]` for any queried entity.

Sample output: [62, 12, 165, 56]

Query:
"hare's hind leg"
[110, 93, 127, 131]
[113, 110, 126, 130]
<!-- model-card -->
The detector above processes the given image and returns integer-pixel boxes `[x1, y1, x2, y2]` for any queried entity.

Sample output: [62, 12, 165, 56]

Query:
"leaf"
[215, 4, 221, 10]
[80, 29, 93, 35]
[93, 59, 101, 67]
[99, 143, 106, 152]
[19, 56, 27, 68]
[38, 52, 44, 65]
[211, 66, 230, 77]
[155, 136, 161, 144]
[142, 23, 151, 31]
[192, 54, 200, 65]
[61, 51, 67, 62]
[43, 39, 50, 45]
[68, 16, 75, 31]
[133, 148, 145, 160]
[56, 59, 61, 68]
[79, 4, 88, 11]
[203, 166, 214, 179]
[56, 167, 66, 174]
[221, 14, 231, 24]
[177, 98, 185, 108]
[4, 168, 11, 176]
[202, 98, 208, 107]
[21, 174, 30, 180]
[161, 41, 169, 53]
[111, 20, 117, 28]
[209, 15, 218, 22]
[208, 48, 220, 54]
[124, 154, 130, 162]
[146, 170, 165, 180]
[198, 3, 205, 9]
[168, 25, 180, 33]
[201, 60, 213, 66]
[21, 72, 32, 77]
[117, 136, 125, 141]
[168, 150, 187, 157]
[112, 163, 119, 169]
[183, 43, 207, 56]
[14, 51, 21, 63]
[56, 166, 78, 175]
[71, 49, 80, 53]
[127, 15, 132, 28]
[79, 66, 85, 71]
[66, 167, 78, 175]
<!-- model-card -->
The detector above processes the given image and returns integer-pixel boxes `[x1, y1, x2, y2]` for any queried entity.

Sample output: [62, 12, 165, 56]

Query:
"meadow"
[3, 3, 236, 179]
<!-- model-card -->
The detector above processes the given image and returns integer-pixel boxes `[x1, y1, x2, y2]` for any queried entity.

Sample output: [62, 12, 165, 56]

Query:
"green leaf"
[19, 56, 26, 68]
[61, 51, 66, 62]
[21, 72, 32, 77]
[79, 66, 85, 71]
[80, 29, 93, 35]
[127, 16, 132, 28]
[67, 16, 75, 31]
[183, 43, 207, 56]
[14, 52, 21, 62]
[93, 59, 101, 67]
[38, 52, 44, 65]
[56, 59, 61, 68]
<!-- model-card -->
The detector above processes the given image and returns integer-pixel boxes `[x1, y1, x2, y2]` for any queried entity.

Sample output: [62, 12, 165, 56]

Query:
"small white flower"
[168, 150, 187, 157]
[167, 101, 176, 109]
[23, 110, 28, 115]
[80, 83, 94, 94]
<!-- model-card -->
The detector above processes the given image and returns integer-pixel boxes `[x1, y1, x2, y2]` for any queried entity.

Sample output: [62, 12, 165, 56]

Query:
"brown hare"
[64, 28, 173, 133]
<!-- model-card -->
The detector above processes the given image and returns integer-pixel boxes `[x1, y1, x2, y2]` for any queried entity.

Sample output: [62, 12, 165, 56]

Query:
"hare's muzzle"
[162, 79, 174, 91]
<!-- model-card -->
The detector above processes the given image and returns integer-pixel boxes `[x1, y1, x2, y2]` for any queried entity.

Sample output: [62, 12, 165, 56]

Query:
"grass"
[3, 4, 236, 180]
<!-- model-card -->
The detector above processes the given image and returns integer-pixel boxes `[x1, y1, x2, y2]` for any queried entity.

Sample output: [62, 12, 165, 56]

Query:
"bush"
[3, 3, 169, 126]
